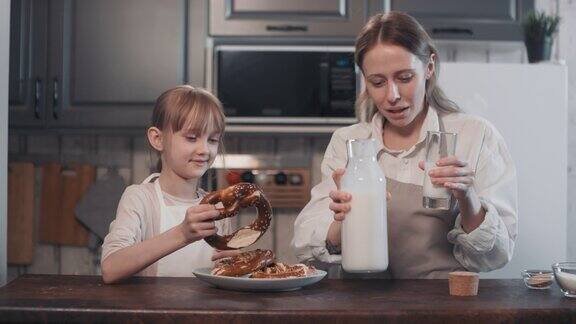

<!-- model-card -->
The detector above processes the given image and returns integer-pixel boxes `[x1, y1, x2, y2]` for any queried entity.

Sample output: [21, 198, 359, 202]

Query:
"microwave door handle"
[319, 61, 329, 113]
[356, 65, 362, 98]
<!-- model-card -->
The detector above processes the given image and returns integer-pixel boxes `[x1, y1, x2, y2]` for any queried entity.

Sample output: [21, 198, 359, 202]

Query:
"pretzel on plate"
[211, 249, 274, 277]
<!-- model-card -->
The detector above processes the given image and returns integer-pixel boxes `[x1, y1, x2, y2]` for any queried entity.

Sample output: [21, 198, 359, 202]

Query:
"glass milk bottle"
[341, 138, 388, 273]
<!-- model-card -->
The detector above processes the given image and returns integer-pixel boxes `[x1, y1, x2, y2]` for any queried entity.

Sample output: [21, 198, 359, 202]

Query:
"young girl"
[101, 85, 239, 284]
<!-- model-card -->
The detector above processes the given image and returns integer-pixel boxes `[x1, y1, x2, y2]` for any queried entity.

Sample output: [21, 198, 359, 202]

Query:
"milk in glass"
[423, 162, 451, 199]
[341, 139, 388, 273]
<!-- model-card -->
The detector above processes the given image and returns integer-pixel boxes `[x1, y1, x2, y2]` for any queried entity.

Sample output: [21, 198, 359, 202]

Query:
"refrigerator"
[439, 62, 568, 278]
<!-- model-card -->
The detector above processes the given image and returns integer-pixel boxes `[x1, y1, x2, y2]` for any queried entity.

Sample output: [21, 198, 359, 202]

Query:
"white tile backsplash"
[277, 137, 311, 161]
[60, 246, 95, 275]
[311, 136, 331, 186]
[274, 209, 299, 264]
[8, 134, 20, 154]
[132, 137, 154, 184]
[238, 136, 276, 155]
[26, 135, 59, 155]
[96, 136, 131, 168]
[61, 136, 97, 156]
[25, 245, 60, 275]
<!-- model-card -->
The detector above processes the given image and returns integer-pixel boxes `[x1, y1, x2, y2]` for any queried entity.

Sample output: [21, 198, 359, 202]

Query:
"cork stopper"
[449, 271, 479, 296]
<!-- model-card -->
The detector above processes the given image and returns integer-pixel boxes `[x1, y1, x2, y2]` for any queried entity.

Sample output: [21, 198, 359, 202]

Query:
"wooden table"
[1, 274, 575, 323]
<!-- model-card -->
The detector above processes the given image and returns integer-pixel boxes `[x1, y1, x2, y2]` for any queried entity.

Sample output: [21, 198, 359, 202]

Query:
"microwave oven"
[210, 45, 359, 125]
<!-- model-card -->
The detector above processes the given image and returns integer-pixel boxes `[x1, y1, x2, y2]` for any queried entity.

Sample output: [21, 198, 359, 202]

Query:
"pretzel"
[200, 182, 272, 250]
[211, 249, 274, 277]
[250, 263, 316, 279]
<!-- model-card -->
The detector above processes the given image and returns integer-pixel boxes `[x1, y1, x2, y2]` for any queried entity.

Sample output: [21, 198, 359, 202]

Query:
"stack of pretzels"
[202, 183, 315, 279]
[211, 249, 316, 279]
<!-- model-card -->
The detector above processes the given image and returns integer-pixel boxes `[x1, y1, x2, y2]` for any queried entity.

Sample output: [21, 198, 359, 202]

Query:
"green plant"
[523, 11, 561, 40]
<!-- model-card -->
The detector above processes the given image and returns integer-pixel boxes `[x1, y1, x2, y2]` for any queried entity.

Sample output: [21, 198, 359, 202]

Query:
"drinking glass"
[422, 131, 457, 209]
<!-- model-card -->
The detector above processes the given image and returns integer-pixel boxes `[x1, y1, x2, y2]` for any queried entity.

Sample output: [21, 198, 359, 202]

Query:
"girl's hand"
[329, 169, 352, 221]
[179, 204, 220, 244]
[212, 249, 241, 262]
[419, 156, 475, 200]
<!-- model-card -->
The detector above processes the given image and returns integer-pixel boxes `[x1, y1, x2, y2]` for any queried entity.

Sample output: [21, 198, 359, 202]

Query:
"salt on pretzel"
[200, 182, 272, 250]
[250, 262, 316, 279]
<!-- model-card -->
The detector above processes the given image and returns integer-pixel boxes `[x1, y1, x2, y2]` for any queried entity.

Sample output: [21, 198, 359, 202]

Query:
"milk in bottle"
[341, 138, 388, 272]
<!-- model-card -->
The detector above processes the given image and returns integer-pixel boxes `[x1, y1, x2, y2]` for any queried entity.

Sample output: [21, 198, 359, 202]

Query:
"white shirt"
[291, 107, 518, 273]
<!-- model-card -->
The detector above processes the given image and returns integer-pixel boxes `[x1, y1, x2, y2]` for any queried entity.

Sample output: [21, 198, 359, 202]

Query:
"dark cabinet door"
[388, 0, 533, 41]
[46, 0, 202, 128]
[9, 0, 48, 127]
[209, 0, 367, 37]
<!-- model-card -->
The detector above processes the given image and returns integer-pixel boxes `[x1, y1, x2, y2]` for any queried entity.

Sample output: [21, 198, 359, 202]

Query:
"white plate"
[192, 267, 327, 292]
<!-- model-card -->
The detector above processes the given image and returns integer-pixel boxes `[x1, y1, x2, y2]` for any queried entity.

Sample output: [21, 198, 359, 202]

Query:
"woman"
[291, 12, 518, 279]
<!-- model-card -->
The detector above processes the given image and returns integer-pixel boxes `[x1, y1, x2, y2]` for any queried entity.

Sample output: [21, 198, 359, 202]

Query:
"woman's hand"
[179, 204, 219, 244]
[329, 169, 352, 221]
[329, 168, 391, 221]
[326, 169, 391, 247]
[212, 249, 241, 262]
[419, 156, 475, 200]
[325, 169, 350, 247]
[419, 156, 485, 232]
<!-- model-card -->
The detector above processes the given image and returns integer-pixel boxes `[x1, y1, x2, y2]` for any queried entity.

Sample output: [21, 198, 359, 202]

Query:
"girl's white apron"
[143, 174, 216, 276]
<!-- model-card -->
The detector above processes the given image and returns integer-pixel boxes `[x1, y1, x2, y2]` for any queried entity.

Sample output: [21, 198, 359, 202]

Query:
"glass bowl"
[552, 262, 576, 298]
[521, 269, 553, 289]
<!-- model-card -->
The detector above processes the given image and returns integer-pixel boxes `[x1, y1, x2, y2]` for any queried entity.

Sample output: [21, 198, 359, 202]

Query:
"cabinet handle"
[266, 25, 308, 32]
[52, 78, 59, 119]
[319, 60, 329, 113]
[34, 78, 42, 119]
[432, 28, 473, 36]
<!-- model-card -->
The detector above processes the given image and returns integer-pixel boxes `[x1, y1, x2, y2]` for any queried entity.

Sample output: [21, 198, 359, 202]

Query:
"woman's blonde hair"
[355, 12, 461, 122]
[150, 85, 226, 171]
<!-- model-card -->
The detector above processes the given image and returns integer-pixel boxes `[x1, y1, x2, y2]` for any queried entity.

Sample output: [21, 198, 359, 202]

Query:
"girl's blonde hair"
[150, 85, 226, 171]
[355, 12, 461, 122]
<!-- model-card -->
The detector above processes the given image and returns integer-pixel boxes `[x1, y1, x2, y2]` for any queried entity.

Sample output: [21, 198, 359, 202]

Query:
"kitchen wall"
[6, 0, 576, 282]
[535, 0, 576, 264]
[556, 0, 576, 262]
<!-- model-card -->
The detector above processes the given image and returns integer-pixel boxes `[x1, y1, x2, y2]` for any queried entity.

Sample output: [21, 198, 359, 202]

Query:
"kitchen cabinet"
[209, 0, 367, 37]
[382, 0, 534, 41]
[9, 0, 48, 127]
[9, 0, 208, 129]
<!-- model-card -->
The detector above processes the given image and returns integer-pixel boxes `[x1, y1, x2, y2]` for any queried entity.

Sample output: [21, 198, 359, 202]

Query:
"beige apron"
[384, 178, 464, 279]
[336, 177, 465, 279]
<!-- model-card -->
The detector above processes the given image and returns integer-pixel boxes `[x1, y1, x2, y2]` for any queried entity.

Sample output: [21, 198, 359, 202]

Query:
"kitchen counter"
[1, 274, 575, 323]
